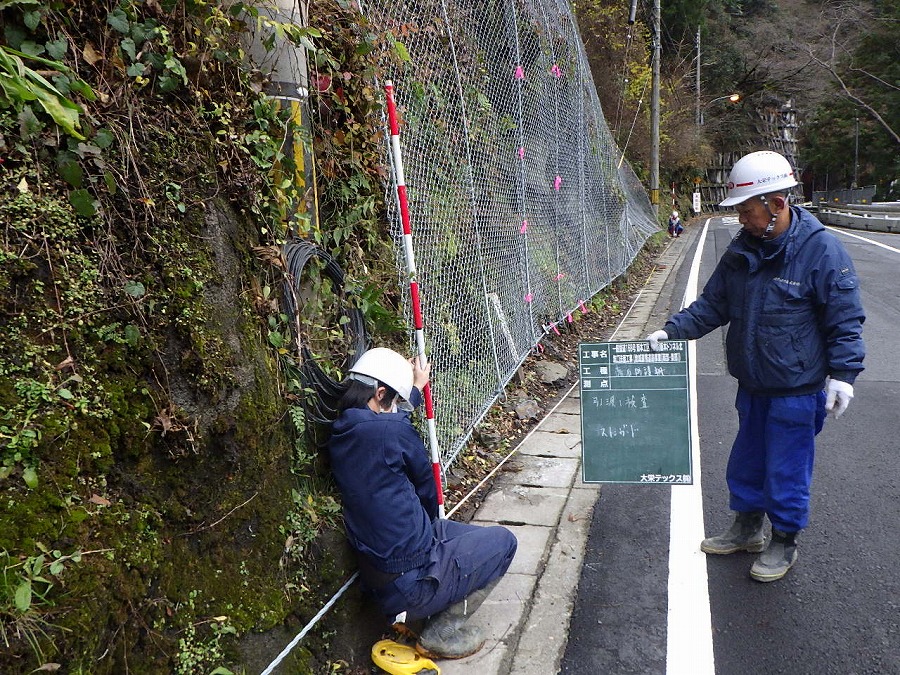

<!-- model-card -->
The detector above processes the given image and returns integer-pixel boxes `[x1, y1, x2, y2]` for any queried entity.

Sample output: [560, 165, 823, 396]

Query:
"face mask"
[378, 395, 398, 414]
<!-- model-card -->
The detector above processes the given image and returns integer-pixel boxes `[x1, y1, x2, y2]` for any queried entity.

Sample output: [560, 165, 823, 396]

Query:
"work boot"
[750, 529, 798, 582]
[415, 580, 499, 659]
[700, 511, 767, 555]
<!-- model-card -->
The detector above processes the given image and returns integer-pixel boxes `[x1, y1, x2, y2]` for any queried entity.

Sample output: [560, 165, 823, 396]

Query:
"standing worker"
[328, 347, 517, 658]
[646, 150, 865, 582]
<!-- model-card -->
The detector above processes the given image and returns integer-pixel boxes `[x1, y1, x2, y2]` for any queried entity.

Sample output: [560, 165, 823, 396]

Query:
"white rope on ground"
[258, 572, 359, 675]
[258, 263, 658, 673]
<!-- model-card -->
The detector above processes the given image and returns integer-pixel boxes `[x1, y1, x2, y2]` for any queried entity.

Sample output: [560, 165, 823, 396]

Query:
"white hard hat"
[719, 151, 798, 207]
[348, 347, 413, 401]
[672, 210, 678, 217]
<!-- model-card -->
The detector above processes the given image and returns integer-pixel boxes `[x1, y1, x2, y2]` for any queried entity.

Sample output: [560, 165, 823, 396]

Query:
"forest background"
[0, 0, 896, 673]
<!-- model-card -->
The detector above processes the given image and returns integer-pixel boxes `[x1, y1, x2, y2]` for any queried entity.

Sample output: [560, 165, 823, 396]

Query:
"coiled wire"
[281, 238, 369, 444]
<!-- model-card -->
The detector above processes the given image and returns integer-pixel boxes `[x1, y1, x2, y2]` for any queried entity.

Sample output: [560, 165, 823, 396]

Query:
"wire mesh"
[364, 0, 658, 467]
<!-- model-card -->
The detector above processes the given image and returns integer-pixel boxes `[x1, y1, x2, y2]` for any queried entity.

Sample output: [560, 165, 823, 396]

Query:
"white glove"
[825, 378, 854, 419]
[646, 329, 668, 352]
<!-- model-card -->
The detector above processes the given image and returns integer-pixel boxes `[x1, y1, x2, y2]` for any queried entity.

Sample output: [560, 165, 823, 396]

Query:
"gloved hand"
[646, 329, 668, 352]
[825, 378, 854, 419]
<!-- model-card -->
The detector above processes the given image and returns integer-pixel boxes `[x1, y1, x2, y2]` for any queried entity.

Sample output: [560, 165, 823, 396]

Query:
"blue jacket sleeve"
[664, 254, 732, 340]
[814, 246, 866, 384]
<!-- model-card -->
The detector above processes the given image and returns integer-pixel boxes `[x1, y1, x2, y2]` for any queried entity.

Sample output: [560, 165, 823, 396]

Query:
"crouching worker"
[329, 347, 517, 659]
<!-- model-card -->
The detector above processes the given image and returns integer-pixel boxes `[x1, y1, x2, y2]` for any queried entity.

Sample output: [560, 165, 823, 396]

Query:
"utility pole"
[650, 0, 660, 217]
[853, 117, 860, 189]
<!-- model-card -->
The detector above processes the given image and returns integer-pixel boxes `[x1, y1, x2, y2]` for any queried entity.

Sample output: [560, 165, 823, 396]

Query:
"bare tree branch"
[805, 49, 900, 144]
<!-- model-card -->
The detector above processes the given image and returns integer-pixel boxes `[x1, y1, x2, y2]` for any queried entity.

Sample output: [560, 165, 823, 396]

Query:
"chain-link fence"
[363, 0, 658, 467]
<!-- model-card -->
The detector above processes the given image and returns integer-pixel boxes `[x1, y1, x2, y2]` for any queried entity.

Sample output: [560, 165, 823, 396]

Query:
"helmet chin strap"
[759, 195, 778, 238]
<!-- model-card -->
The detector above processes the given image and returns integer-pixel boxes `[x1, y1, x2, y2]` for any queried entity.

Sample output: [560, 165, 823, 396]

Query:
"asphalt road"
[560, 217, 900, 675]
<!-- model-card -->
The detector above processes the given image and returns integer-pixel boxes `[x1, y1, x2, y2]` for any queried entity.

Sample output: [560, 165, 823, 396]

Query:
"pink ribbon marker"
[554, 175, 562, 191]
[520, 220, 528, 234]
[555, 272, 565, 281]
[514, 65, 524, 80]
[551, 324, 561, 335]
[551, 64, 562, 78]
[518, 147, 525, 159]
[567, 313, 573, 323]
[579, 300, 588, 314]
[524, 293, 533, 303]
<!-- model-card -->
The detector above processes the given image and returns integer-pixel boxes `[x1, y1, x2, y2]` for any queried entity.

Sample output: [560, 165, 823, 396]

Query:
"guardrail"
[813, 186, 877, 205]
[815, 202, 900, 233]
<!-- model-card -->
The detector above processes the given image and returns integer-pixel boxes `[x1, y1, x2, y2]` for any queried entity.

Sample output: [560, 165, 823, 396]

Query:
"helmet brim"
[719, 194, 746, 207]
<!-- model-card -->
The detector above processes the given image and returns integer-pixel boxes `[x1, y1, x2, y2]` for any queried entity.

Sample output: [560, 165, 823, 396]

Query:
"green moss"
[0, 2, 371, 671]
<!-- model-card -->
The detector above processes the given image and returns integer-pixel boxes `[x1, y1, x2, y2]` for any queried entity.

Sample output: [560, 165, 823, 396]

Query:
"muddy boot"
[750, 529, 798, 582]
[415, 580, 499, 659]
[700, 511, 767, 555]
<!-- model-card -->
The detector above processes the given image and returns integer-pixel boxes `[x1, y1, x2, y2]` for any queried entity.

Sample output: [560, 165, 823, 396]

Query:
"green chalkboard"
[579, 341, 692, 484]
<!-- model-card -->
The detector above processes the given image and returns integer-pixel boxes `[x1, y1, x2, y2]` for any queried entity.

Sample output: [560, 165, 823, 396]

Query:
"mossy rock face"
[0, 0, 400, 670]
[0, 146, 299, 672]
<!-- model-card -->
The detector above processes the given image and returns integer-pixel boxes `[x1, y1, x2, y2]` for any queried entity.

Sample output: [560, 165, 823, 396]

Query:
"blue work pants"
[727, 388, 826, 533]
[372, 519, 517, 621]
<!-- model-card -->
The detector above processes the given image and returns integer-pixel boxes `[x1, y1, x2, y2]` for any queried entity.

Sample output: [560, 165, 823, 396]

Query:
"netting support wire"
[508, 0, 536, 350]
[618, 74, 649, 169]
[572, 10, 590, 298]
[536, 0, 564, 322]
[439, 0, 504, 395]
[384, 80, 446, 519]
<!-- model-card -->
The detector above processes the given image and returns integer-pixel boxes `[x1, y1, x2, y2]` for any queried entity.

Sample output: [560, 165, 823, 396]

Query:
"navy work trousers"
[371, 518, 517, 621]
[727, 387, 826, 532]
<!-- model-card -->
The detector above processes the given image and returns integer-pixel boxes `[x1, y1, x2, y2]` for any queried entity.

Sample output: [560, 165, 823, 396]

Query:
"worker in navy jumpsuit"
[328, 350, 517, 626]
[648, 151, 865, 582]
[662, 204, 864, 532]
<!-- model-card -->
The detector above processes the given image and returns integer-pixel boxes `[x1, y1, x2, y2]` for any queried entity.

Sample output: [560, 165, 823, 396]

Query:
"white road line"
[666, 218, 715, 675]
[825, 226, 900, 254]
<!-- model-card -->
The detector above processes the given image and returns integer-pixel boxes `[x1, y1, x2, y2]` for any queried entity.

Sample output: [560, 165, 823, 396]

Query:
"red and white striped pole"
[384, 80, 445, 518]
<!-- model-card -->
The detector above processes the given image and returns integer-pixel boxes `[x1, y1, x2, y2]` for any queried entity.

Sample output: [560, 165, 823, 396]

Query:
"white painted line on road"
[666, 218, 715, 675]
[825, 226, 900, 254]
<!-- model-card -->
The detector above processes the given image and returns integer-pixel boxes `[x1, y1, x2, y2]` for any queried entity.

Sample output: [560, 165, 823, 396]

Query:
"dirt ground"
[443, 240, 662, 521]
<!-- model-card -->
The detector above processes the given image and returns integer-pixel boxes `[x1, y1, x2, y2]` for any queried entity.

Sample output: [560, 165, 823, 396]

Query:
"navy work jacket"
[328, 388, 438, 574]
[664, 206, 865, 396]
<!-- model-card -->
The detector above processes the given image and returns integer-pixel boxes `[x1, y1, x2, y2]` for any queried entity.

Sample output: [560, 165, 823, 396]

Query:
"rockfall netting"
[364, 0, 658, 467]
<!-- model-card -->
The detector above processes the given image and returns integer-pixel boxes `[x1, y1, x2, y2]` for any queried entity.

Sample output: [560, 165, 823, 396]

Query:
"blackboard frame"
[579, 340, 693, 484]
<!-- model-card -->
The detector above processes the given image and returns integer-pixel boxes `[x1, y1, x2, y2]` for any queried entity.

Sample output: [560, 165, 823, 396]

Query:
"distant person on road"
[668, 210, 684, 237]
[328, 347, 517, 658]
[646, 150, 865, 582]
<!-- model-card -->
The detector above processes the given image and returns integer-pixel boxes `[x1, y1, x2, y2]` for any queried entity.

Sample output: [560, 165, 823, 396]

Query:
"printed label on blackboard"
[580, 341, 692, 484]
